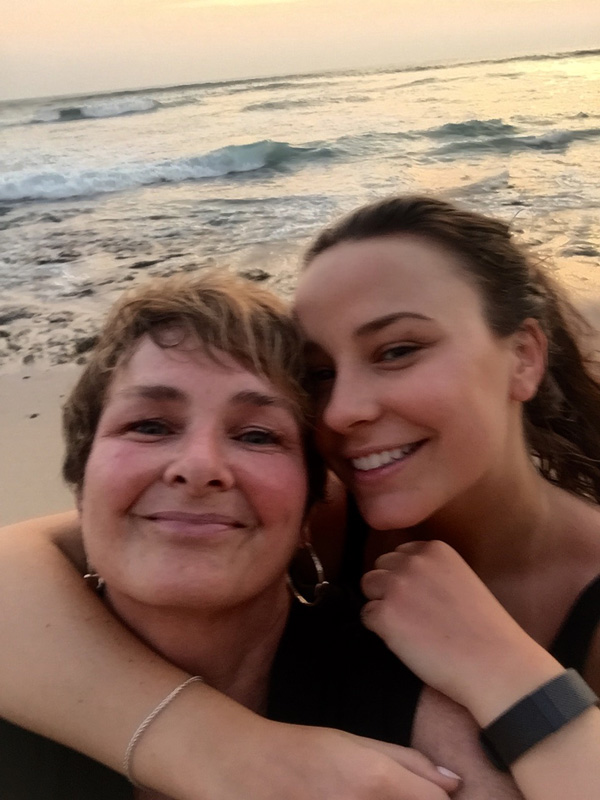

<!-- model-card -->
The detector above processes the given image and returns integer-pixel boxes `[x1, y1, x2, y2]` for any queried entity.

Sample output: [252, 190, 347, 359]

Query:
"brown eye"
[379, 344, 420, 363]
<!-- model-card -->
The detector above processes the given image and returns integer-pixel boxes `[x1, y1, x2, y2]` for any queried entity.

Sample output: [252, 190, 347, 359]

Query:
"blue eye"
[237, 428, 281, 445]
[128, 419, 170, 436]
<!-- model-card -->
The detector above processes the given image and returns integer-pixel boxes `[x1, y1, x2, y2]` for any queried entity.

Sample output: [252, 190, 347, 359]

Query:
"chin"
[357, 495, 433, 532]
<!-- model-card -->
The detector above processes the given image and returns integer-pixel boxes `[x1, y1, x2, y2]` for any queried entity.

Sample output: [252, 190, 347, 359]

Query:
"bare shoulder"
[412, 687, 525, 800]
[0, 510, 85, 570]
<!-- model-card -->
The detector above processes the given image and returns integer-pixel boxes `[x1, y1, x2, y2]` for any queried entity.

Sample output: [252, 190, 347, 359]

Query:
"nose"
[163, 429, 235, 494]
[321, 364, 380, 434]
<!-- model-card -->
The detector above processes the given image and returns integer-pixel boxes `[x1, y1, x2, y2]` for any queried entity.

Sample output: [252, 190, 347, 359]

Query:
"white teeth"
[351, 445, 415, 471]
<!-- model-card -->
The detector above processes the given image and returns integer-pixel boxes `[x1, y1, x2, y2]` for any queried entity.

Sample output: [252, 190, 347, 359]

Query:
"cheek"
[244, 459, 308, 529]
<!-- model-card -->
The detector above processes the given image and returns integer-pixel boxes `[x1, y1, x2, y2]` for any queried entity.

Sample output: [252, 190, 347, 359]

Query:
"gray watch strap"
[479, 669, 598, 771]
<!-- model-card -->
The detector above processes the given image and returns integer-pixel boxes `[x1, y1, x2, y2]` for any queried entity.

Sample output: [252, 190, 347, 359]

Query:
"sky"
[2, 0, 599, 101]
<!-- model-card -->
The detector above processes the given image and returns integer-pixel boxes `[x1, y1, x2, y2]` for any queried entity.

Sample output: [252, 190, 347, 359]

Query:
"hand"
[361, 540, 561, 723]
[135, 685, 459, 800]
[234, 721, 461, 800]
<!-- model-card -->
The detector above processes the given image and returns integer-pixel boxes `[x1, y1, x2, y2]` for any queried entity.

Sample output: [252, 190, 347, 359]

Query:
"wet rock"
[130, 259, 161, 270]
[239, 268, 270, 282]
[562, 244, 600, 258]
[0, 329, 10, 339]
[73, 335, 98, 355]
[48, 311, 76, 324]
[0, 308, 34, 325]
[60, 287, 95, 298]
[29, 413, 39, 419]
[23, 354, 35, 364]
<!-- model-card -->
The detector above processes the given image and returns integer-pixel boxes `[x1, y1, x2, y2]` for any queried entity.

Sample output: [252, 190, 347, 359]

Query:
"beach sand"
[0, 365, 80, 525]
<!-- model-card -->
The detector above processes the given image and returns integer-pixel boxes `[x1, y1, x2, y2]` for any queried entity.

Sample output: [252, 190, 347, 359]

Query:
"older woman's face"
[80, 334, 308, 612]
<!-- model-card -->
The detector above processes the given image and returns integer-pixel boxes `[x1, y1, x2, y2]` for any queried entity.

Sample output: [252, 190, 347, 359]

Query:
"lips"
[141, 511, 246, 537]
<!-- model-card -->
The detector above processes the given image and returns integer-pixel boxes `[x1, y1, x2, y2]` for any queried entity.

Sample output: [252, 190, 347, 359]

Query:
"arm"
[361, 540, 600, 800]
[0, 516, 459, 800]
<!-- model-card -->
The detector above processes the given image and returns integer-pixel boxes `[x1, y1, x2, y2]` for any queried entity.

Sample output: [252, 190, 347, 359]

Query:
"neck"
[366, 449, 557, 582]
[106, 581, 291, 713]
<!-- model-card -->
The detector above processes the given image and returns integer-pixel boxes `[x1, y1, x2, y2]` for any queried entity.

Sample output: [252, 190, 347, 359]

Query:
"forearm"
[0, 517, 190, 769]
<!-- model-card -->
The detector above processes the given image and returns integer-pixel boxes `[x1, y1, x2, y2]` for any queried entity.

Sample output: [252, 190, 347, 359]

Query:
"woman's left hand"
[361, 540, 561, 724]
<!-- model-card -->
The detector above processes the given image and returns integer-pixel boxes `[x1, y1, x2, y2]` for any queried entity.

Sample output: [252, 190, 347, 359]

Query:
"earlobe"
[509, 319, 548, 402]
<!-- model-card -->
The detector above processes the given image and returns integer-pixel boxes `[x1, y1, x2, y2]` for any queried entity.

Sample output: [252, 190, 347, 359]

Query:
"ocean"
[1, 48, 599, 371]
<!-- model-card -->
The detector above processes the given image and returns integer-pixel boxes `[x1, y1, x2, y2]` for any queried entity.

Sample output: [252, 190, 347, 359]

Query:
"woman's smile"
[134, 510, 247, 541]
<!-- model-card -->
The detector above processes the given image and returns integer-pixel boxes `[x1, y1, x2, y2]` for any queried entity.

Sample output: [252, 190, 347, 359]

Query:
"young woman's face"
[80, 335, 308, 612]
[294, 235, 530, 530]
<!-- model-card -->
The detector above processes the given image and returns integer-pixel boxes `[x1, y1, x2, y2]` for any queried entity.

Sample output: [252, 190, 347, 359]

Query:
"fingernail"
[436, 766, 462, 781]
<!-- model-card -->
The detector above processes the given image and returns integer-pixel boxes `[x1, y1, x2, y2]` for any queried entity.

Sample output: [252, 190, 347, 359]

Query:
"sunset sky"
[2, 0, 599, 101]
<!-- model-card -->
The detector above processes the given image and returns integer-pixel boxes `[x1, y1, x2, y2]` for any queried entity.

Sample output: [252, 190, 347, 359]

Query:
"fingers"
[358, 738, 461, 794]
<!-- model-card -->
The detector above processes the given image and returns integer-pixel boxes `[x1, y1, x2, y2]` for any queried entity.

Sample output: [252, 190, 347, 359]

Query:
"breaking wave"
[0, 140, 334, 203]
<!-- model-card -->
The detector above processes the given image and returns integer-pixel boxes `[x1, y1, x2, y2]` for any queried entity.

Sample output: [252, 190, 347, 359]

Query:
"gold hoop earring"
[287, 542, 329, 606]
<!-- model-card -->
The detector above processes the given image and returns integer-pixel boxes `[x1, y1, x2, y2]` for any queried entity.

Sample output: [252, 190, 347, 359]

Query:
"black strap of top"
[338, 495, 369, 596]
[550, 574, 600, 672]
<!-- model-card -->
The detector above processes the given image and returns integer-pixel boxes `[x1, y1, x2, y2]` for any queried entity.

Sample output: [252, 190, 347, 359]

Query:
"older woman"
[0, 271, 457, 800]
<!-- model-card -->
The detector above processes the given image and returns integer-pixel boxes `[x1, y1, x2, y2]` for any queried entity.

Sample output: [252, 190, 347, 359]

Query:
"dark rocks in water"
[239, 268, 270, 282]
[74, 335, 98, 355]
[130, 259, 161, 270]
[0, 308, 34, 325]
[48, 311, 76, 324]
[22, 354, 35, 364]
[29, 413, 39, 419]
[35, 249, 81, 265]
[0, 329, 10, 339]
[562, 244, 600, 258]
[60, 287, 95, 298]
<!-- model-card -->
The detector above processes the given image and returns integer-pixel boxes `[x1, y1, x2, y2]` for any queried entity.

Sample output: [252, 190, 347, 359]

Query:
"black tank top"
[550, 574, 600, 671]
[343, 498, 600, 672]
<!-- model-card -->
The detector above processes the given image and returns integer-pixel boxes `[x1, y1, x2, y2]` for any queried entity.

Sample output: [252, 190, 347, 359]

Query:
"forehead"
[106, 335, 282, 401]
[295, 235, 486, 335]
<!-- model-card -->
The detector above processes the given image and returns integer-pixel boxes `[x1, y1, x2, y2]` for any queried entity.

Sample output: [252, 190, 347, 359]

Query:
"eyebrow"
[232, 390, 296, 415]
[118, 385, 184, 402]
[115, 385, 295, 414]
[355, 311, 433, 337]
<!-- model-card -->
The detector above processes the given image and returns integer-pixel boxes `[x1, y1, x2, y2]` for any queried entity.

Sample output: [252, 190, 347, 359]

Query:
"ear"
[509, 318, 548, 402]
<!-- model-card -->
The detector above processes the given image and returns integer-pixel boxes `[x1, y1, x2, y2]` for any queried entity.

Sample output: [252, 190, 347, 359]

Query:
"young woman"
[1, 196, 599, 799]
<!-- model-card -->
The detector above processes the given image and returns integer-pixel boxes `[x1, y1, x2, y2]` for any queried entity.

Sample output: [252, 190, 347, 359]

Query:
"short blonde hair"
[63, 270, 325, 506]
